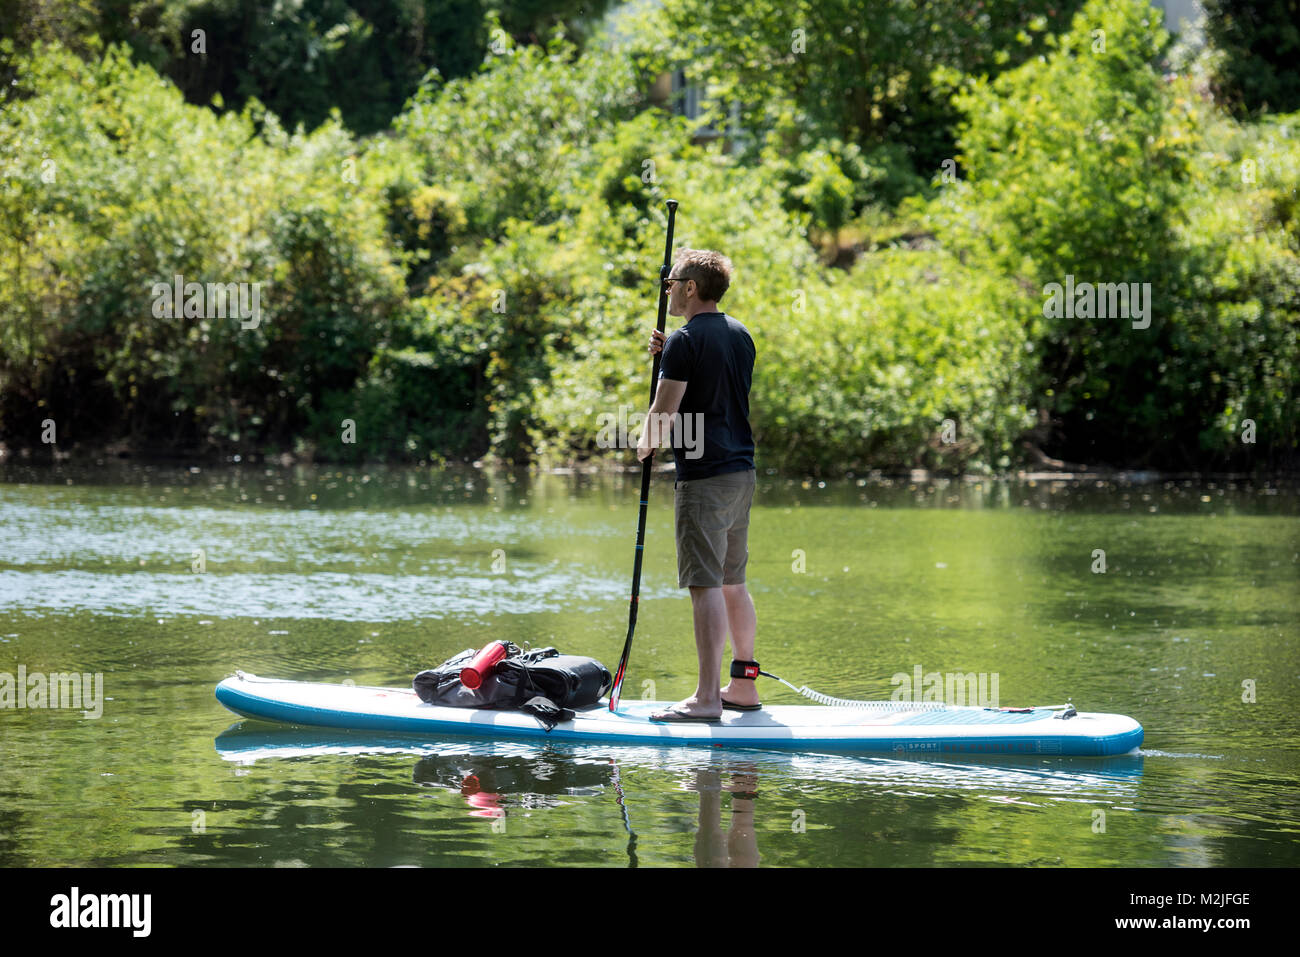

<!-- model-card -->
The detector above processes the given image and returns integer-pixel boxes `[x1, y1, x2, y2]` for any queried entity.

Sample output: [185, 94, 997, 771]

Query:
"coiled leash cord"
[730, 660, 1074, 714]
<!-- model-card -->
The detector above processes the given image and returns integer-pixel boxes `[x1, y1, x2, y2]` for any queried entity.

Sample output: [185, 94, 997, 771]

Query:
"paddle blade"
[608, 657, 627, 712]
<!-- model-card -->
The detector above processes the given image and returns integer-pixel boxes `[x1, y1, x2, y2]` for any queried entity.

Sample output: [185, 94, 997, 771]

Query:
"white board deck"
[215, 672, 1143, 756]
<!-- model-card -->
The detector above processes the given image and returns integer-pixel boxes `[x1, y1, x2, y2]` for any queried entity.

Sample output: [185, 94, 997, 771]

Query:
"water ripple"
[0, 568, 671, 620]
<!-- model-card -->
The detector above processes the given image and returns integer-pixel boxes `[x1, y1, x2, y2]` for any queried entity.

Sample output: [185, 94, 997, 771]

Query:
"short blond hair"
[673, 248, 734, 302]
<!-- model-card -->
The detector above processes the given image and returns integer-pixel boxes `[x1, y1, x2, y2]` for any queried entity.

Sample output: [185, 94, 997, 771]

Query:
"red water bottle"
[460, 641, 509, 690]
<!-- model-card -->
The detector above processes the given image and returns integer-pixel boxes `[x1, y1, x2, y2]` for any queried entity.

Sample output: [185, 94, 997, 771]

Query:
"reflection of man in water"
[692, 766, 760, 868]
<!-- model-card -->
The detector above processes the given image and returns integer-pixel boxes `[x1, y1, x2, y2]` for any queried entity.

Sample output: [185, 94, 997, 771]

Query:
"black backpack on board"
[412, 646, 611, 731]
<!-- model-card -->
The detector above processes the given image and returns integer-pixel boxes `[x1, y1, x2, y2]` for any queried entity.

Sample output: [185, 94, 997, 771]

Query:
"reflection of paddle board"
[216, 672, 1143, 757]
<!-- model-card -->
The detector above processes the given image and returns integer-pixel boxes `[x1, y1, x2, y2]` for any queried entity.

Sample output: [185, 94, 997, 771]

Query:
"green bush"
[1163, 105, 1300, 466]
[0, 42, 405, 453]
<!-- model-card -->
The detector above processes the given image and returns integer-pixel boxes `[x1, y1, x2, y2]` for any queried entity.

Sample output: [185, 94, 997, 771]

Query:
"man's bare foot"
[719, 680, 760, 708]
[650, 696, 722, 721]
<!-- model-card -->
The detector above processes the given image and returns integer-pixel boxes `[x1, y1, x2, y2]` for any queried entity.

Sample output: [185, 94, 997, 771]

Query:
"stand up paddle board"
[215, 672, 1143, 756]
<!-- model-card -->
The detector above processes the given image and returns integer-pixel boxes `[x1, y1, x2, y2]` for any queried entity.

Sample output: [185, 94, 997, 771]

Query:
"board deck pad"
[215, 673, 1142, 756]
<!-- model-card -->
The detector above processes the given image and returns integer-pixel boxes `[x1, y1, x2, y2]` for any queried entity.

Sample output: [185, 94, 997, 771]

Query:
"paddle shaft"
[609, 198, 678, 712]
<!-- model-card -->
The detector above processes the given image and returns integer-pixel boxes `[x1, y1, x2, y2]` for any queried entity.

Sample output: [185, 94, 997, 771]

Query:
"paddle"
[609, 197, 678, 713]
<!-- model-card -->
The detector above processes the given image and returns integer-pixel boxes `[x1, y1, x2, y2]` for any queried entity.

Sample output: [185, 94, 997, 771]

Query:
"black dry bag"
[412, 646, 611, 731]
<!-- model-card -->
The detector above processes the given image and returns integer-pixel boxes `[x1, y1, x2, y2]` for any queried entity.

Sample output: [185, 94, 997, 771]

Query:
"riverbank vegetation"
[1, 0, 1296, 473]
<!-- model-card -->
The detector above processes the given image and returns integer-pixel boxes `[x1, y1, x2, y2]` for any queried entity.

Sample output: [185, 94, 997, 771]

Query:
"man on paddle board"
[637, 249, 759, 721]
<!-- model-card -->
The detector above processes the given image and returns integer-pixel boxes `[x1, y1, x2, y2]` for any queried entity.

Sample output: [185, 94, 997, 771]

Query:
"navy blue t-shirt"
[657, 312, 755, 480]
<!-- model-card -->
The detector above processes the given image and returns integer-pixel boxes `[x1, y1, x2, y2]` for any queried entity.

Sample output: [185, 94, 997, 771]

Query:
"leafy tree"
[395, 32, 639, 232]
[1203, 0, 1300, 116]
[625, 0, 1087, 186]
[935, 0, 1297, 467]
[1, 1, 614, 134]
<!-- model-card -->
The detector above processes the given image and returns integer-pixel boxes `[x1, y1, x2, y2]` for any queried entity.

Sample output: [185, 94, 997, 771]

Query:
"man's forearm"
[637, 378, 687, 459]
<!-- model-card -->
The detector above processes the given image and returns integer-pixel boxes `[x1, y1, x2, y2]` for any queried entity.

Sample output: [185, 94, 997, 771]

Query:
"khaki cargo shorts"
[674, 468, 756, 588]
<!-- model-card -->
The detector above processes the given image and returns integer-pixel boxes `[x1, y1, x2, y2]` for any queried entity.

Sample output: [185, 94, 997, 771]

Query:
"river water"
[1, 462, 1296, 866]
